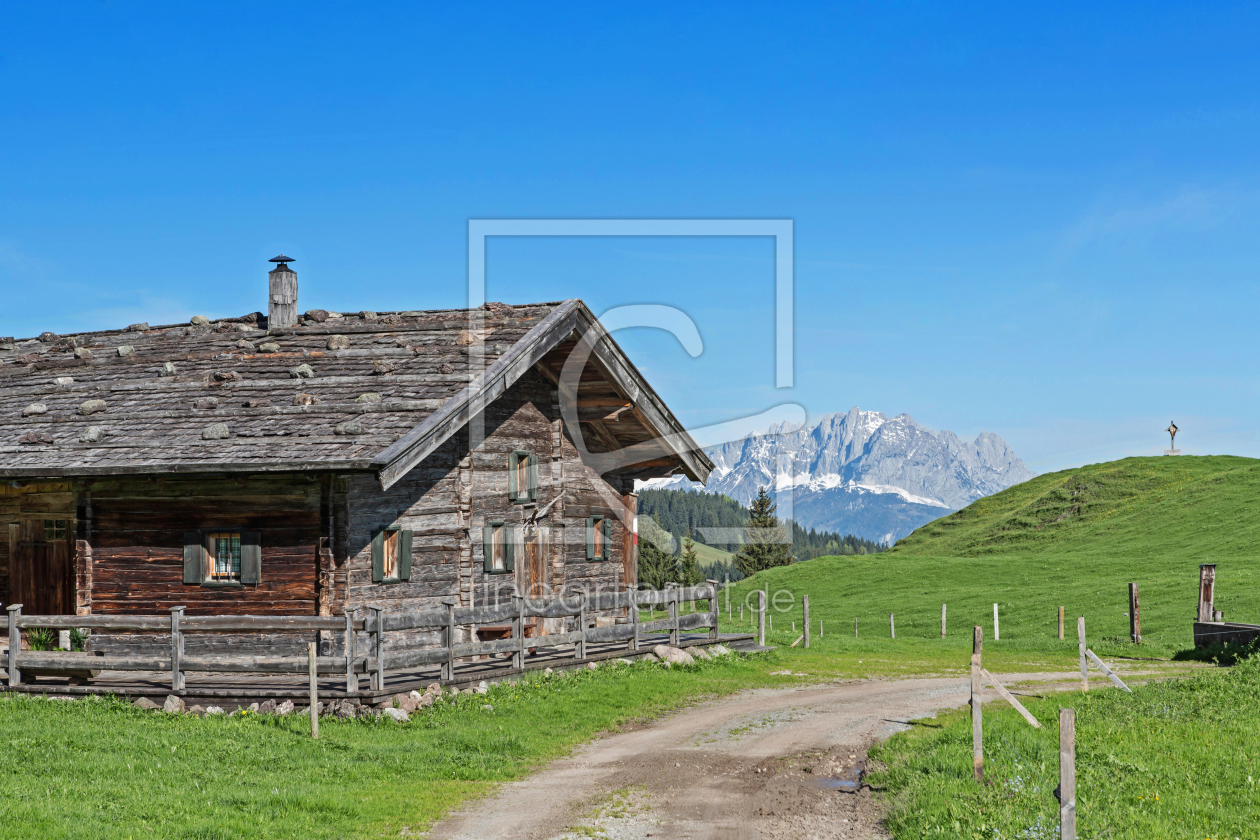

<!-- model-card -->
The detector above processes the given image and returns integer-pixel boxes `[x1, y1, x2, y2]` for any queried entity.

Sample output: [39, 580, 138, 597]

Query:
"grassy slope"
[0, 658, 799, 840]
[722, 456, 1260, 665]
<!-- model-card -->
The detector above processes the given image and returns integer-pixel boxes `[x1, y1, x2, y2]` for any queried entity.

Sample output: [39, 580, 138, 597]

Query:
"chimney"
[267, 255, 298, 328]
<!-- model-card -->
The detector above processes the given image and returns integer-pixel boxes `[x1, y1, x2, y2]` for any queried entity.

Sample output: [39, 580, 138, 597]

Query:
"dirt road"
[426, 675, 976, 840]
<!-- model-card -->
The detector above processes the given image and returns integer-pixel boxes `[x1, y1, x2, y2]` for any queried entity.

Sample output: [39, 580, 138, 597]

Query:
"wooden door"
[522, 526, 546, 637]
[14, 517, 72, 615]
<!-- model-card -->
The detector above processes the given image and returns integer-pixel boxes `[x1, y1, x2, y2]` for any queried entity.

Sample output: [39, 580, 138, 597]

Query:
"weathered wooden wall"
[87, 475, 321, 615]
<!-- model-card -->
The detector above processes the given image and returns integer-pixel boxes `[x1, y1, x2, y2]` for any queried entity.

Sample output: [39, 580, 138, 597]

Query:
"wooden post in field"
[803, 595, 810, 649]
[971, 625, 983, 782]
[941, 603, 947, 638]
[344, 610, 357, 693]
[170, 606, 185, 691]
[1077, 616, 1088, 693]
[308, 642, 319, 740]
[757, 590, 766, 647]
[1129, 583, 1141, 644]
[1059, 708, 1076, 840]
[890, 613, 895, 639]
[993, 603, 1000, 641]
[1198, 564, 1216, 623]
[1058, 606, 1064, 640]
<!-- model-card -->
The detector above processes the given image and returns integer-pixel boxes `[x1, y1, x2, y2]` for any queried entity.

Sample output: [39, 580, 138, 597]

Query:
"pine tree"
[638, 538, 679, 590]
[734, 487, 794, 577]
[679, 536, 702, 586]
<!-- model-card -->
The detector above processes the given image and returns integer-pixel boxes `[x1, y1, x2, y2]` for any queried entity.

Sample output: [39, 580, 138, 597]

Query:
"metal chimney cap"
[269, 254, 295, 264]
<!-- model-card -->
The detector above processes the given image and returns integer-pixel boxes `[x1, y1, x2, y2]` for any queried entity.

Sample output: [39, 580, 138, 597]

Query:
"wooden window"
[184, 530, 261, 586]
[482, 521, 514, 574]
[206, 532, 241, 582]
[508, 450, 539, 504]
[586, 515, 612, 561]
[43, 519, 67, 540]
[371, 529, 413, 583]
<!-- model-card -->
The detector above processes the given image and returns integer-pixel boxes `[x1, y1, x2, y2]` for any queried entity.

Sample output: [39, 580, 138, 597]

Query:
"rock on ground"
[133, 697, 160, 711]
[162, 695, 185, 714]
[652, 644, 695, 666]
[382, 707, 410, 723]
[275, 700, 295, 716]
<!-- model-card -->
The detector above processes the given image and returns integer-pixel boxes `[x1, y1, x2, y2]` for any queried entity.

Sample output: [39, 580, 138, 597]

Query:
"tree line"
[636, 487, 886, 589]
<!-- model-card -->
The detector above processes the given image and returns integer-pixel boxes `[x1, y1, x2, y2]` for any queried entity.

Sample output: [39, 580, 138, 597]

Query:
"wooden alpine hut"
[0, 256, 713, 669]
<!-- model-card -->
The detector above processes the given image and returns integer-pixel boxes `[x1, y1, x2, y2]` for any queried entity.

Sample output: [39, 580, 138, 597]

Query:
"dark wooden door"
[523, 527, 545, 636]
[14, 518, 72, 615]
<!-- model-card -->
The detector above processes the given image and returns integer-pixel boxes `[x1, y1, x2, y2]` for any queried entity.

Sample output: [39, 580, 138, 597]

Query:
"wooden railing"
[3, 581, 721, 693]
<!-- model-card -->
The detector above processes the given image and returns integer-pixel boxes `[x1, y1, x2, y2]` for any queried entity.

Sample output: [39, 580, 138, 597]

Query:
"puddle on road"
[807, 760, 865, 792]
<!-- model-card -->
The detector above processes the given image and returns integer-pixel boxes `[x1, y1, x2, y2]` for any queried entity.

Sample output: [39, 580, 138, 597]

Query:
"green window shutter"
[586, 516, 596, 560]
[527, 454, 540, 502]
[183, 531, 203, 584]
[483, 523, 502, 573]
[508, 451, 520, 502]
[371, 530, 385, 583]
[602, 518, 613, 561]
[240, 531, 262, 585]
[503, 526, 515, 572]
[398, 529, 413, 581]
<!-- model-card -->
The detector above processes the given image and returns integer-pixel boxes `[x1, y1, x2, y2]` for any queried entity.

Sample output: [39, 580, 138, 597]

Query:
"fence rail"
[3, 581, 722, 694]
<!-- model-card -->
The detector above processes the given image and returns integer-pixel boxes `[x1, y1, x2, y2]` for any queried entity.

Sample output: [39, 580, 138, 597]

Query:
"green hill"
[892, 454, 1260, 558]
[722, 456, 1260, 664]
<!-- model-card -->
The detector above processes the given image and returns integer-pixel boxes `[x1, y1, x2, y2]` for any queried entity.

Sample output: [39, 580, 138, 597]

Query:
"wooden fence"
[4, 581, 721, 693]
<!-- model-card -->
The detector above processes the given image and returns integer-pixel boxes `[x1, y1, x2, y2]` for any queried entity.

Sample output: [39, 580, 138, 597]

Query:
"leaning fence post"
[993, 602, 1000, 641]
[1058, 606, 1064, 640]
[941, 603, 947, 639]
[972, 625, 983, 781]
[667, 584, 679, 646]
[369, 607, 384, 692]
[308, 642, 320, 739]
[756, 590, 766, 647]
[890, 613, 895, 639]
[1077, 616, 1087, 693]
[1129, 582, 1141, 644]
[169, 606, 185, 691]
[803, 594, 811, 649]
[344, 609, 357, 693]
[441, 599, 456, 682]
[6, 604, 21, 686]
[1059, 708, 1076, 840]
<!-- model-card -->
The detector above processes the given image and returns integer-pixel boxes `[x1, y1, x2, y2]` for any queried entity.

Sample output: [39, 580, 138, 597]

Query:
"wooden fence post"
[803, 595, 810, 649]
[1058, 606, 1064, 641]
[1059, 707, 1076, 840]
[890, 613, 895, 639]
[512, 594, 524, 670]
[1129, 583, 1141, 644]
[369, 607, 384, 692]
[6, 604, 21, 686]
[169, 606, 185, 691]
[308, 642, 320, 739]
[972, 625, 983, 782]
[1077, 616, 1087, 693]
[993, 603, 1000, 641]
[441, 599, 455, 682]
[344, 610, 357, 693]
[629, 585, 640, 652]
[750, 589, 761, 649]
[666, 583, 679, 646]
[1198, 564, 1216, 623]
[578, 593, 589, 659]
[941, 603, 947, 639]
[708, 580, 720, 641]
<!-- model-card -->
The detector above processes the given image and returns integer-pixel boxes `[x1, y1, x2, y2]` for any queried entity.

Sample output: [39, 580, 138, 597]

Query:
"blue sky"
[2, 3, 1259, 473]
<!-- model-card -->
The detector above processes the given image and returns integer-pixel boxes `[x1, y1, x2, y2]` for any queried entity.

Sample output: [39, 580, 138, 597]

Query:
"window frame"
[183, 528, 261, 588]
[586, 515, 613, 562]
[371, 528, 413, 584]
[508, 450, 540, 505]
[482, 521, 515, 575]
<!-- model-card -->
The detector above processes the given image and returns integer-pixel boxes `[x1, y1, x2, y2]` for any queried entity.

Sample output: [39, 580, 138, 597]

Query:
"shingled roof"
[0, 299, 713, 486]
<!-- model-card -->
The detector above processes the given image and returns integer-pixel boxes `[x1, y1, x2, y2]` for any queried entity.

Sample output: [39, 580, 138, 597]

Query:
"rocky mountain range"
[643, 407, 1034, 545]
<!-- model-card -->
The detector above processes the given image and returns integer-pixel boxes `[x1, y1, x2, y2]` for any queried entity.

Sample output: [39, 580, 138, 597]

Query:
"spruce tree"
[638, 538, 679, 590]
[734, 486, 794, 577]
[679, 536, 702, 586]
